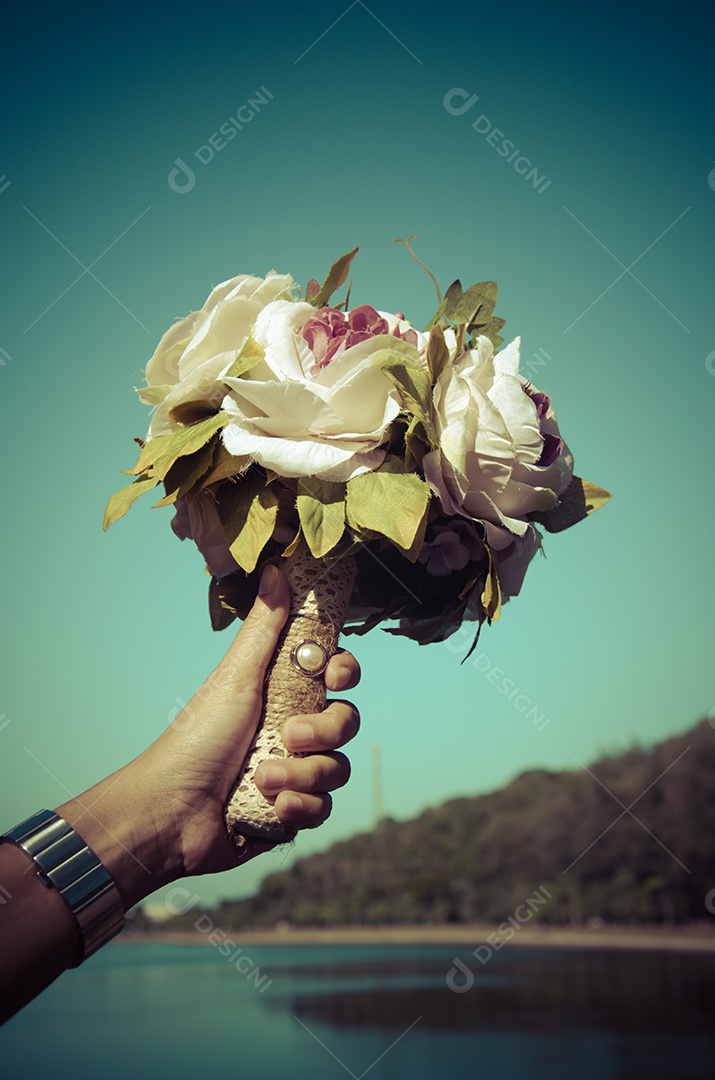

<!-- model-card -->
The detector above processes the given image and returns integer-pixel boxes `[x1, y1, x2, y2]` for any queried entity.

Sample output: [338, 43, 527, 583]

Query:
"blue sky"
[1, 0, 713, 906]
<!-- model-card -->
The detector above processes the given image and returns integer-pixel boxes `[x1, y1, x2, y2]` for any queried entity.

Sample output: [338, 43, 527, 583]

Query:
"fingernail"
[282, 794, 303, 815]
[262, 764, 288, 790]
[259, 564, 279, 597]
[326, 664, 351, 692]
[289, 721, 314, 750]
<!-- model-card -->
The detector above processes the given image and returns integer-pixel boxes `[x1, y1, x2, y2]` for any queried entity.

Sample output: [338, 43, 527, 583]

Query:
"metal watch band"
[1, 809, 125, 965]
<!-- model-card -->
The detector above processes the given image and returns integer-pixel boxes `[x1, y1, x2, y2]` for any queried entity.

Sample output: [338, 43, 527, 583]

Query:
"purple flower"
[171, 493, 238, 578]
[418, 523, 483, 577]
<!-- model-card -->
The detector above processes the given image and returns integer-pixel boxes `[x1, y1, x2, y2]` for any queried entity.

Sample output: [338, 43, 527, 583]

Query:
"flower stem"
[224, 544, 357, 851]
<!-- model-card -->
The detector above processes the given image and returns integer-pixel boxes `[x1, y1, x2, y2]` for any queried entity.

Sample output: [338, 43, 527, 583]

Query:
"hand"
[58, 565, 361, 909]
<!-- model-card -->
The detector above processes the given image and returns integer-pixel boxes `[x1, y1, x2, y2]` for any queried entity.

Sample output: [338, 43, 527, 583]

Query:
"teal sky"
[1, 0, 713, 907]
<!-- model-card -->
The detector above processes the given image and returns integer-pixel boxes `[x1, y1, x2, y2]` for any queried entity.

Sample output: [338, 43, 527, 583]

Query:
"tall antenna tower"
[371, 744, 384, 827]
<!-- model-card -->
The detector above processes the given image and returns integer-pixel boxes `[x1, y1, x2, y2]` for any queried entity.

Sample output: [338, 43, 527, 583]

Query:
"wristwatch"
[1, 809, 125, 965]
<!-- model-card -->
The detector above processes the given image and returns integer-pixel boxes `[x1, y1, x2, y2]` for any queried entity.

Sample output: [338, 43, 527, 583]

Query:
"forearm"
[0, 841, 80, 1024]
[0, 762, 178, 1026]
[0, 572, 359, 1026]
[57, 759, 180, 911]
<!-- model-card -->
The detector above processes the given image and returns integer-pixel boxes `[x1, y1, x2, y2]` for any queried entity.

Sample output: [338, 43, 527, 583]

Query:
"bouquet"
[105, 245, 609, 852]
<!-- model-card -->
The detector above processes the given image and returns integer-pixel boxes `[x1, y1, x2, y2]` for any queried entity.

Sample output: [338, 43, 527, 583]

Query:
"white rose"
[220, 301, 429, 482]
[139, 272, 295, 436]
[423, 335, 573, 548]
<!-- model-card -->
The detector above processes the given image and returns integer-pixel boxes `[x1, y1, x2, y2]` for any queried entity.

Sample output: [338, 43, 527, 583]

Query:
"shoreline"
[122, 923, 715, 954]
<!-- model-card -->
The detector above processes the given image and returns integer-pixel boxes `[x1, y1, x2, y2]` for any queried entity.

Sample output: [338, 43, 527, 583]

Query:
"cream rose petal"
[314, 334, 423, 388]
[254, 300, 316, 380]
[487, 374, 542, 466]
[465, 386, 515, 485]
[209, 272, 294, 310]
[149, 355, 228, 437]
[321, 364, 402, 438]
[249, 272, 295, 304]
[422, 449, 462, 517]
[222, 379, 343, 438]
[179, 296, 264, 379]
[462, 480, 555, 534]
[221, 422, 380, 480]
[203, 275, 257, 312]
[491, 335, 521, 378]
[145, 311, 202, 386]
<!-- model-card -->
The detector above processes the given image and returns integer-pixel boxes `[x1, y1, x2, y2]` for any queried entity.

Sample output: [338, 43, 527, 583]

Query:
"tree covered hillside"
[176, 720, 714, 929]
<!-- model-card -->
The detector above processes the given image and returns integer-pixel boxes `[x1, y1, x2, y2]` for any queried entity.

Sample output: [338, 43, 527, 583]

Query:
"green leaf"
[531, 476, 611, 533]
[281, 529, 303, 559]
[444, 279, 495, 325]
[209, 568, 269, 628]
[426, 280, 506, 348]
[468, 317, 506, 350]
[209, 576, 239, 631]
[403, 415, 429, 472]
[481, 545, 502, 623]
[103, 475, 160, 530]
[461, 619, 485, 663]
[217, 470, 279, 573]
[152, 490, 179, 507]
[346, 458, 430, 556]
[199, 442, 251, 490]
[426, 325, 450, 385]
[128, 412, 229, 480]
[371, 346, 437, 446]
[308, 248, 359, 308]
[163, 436, 218, 501]
[223, 336, 266, 380]
[386, 594, 473, 647]
[296, 478, 346, 558]
[423, 297, 448, 332]
[305, 278, 320, 303]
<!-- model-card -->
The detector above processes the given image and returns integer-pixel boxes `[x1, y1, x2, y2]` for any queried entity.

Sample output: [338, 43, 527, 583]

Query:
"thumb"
[218, 564, 291, 694]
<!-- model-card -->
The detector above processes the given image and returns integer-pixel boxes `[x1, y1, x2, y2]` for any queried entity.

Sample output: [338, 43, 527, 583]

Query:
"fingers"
[219, 565, 291, 689]
[253, 697, 360, 832]
[274, 791, 333, 830]
[324, 649, 361, 693]
[256, 750, 351, 798]
[282, 699, 361, 754]
[256, 756, 344, 831]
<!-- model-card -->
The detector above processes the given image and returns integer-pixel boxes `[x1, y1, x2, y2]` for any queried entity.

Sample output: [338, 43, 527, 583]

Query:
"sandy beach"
[124, 923, 715, 953]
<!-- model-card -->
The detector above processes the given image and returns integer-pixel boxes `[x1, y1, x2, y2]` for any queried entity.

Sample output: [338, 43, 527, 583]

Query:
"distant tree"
[173, 719, 713, 930]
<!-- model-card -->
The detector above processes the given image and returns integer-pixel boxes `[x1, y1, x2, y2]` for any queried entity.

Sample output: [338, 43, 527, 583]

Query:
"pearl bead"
[291, 640, 328, 676]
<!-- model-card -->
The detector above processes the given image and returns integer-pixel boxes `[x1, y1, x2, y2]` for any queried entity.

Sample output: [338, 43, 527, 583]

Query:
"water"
[1, 941, 713, 1079]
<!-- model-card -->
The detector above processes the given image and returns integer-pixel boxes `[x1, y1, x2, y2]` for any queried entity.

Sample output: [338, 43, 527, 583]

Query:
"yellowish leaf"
[103, 476, 160, 530]
[296, 478, 346, 559]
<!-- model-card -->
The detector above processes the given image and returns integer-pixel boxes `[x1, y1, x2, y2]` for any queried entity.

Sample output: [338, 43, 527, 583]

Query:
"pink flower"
[301, 304, 419, 370]
[221, 298, 431, 483]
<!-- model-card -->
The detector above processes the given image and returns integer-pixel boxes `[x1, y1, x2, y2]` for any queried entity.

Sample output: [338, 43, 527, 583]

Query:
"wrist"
[1, 809, 125, 965]
[57, 755, 181, 911]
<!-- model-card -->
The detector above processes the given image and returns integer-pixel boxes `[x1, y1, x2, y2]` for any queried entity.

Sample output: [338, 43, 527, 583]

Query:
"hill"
[170, 719, 715, 928]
